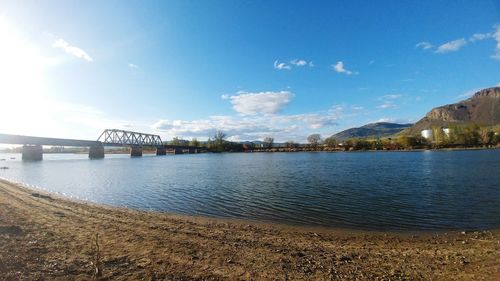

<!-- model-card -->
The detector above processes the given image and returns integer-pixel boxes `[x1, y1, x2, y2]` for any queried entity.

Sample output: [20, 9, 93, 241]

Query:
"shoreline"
[0, 178, 493, 235]
[1, 145, 498, 155]
[0, 177, 493, 234]
[1, 179, 499, 280]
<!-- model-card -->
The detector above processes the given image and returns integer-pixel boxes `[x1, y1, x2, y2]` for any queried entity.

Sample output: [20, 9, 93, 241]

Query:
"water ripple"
[0, 151, 499, 230]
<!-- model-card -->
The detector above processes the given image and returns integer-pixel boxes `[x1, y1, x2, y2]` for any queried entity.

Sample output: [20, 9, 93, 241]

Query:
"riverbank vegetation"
[175, 124, 500, 153]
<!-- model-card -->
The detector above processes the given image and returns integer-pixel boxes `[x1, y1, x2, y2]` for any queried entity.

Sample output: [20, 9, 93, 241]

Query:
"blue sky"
[0, 0, 499, 142]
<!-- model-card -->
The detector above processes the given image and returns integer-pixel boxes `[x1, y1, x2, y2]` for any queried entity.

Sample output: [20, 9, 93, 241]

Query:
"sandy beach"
[0, 179, 498, 280]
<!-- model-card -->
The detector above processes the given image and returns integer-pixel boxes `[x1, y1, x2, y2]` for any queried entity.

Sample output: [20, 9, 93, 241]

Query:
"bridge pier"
[156, 147, 167, 156]
[174, 148, 183, 154]
[22, 145, 43, 161]
[188, 148, 195, 154]
[89, 144, 105, 159]
[130, 146, 143, 157]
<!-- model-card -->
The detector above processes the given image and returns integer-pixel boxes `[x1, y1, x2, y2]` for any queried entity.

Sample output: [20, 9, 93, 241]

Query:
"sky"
[0, 0, 499, 143]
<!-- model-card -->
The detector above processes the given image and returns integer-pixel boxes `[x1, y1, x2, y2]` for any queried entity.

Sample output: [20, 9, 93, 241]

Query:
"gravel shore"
[0, 179, 498, 280]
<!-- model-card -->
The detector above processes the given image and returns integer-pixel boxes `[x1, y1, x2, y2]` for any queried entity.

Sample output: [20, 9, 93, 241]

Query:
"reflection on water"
[0, 150, 499, 230]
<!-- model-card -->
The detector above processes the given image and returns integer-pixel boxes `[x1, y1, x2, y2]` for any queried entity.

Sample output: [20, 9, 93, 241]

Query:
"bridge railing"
[97, 129, 163, 147]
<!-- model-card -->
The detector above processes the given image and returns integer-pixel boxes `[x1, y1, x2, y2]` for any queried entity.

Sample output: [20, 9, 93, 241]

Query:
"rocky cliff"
[403, 87, 500, 135]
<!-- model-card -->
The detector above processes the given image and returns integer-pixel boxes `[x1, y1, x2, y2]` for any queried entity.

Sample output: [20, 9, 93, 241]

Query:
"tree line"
[165, 124, 500, 152]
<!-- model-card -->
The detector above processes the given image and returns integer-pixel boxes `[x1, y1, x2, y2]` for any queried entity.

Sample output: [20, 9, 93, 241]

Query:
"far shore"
[0, 179, 499, 280]
[1, 145, 498, 156]
[247, 146, 500, 153]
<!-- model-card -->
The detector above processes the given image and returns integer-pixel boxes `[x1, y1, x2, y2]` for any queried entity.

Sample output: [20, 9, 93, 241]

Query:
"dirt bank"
[0, 179, 498, 280]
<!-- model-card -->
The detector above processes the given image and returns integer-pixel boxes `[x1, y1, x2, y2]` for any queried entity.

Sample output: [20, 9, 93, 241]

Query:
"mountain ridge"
[331, 122, 412, 141]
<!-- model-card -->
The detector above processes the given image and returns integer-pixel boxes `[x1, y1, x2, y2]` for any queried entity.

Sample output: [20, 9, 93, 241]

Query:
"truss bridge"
[97, 129, 163, 147]
[0, 129, 204, 160]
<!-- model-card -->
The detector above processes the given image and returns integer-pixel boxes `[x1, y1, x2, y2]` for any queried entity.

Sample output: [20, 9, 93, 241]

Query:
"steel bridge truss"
[97, 129, 163, 147]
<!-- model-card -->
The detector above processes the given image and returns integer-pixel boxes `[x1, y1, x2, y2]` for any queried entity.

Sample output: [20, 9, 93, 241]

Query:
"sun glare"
[0, 17, 50, 135]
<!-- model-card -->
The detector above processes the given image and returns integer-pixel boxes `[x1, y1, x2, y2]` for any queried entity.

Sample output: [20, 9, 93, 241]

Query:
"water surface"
[0, 150, 499, 231]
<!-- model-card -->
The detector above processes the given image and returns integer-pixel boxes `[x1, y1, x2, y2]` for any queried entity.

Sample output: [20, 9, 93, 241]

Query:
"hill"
[403, 87, 500, 135]
[331, 122, 412, 141]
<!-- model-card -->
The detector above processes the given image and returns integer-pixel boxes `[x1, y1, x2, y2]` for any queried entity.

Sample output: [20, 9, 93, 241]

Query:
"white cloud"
[290, 59, 307, 66]
[491, 26, 500, 60]
[377, 94, 407, 108]
[152, 113, 336, 142]
[418, 26, 500, 60]
[290, 59, 314, 67]
[456, 91, 475, 99]
[291, 111, 340, 129]
[416, 41, 433, 50]
[377, 102, 397, 109]
[152, 116, 290, 142]
[332, 61, 357, 75]
[52, 38, 93, 62]
[372, 117, 413, 124]
[273, 60, 291, 70]
[456, 87, 489, 99]
[435, 38, 467, 53]
[151, 103, 365, 142]
[470, 33, 492, 42]
[224, 91, 293, 115]
[380, 94, 402, 100]
[375, 118, 393, 123]
[455, 85, 500, 100]
[128, 63, 138, 69]
[275, 59, 313, 70]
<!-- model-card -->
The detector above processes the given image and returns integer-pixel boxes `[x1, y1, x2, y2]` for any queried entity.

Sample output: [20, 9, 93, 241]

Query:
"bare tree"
[285, 141, 299, 151]
[307, 134, 321, 148]
[170, 137, 181, 146]
[324, 136, 337, 148]
[285, 141, 298, 149]
[263, 137, 274, 149]
[189, 138, 200, 147]
[213, 130, 227, 152]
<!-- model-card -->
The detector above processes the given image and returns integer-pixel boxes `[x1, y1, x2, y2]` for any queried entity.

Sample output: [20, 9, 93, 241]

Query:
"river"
[0, 150, 499, 231]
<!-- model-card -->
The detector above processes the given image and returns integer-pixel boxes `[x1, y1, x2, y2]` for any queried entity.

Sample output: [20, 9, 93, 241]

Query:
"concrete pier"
[130, 146, 143, 157]
[88, 144, 105, 159]
[156, 147, 167, 156]
[22, 145, 43, 161]
[174, 148, 183, 154]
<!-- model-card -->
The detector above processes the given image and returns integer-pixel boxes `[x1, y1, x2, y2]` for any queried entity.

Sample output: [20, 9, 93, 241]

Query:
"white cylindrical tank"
[421, 129, 433, 139]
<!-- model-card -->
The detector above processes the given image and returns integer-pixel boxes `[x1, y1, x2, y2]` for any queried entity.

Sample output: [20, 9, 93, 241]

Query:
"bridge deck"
[0, 133, 204, 150]
[0, 133, 101, 147]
